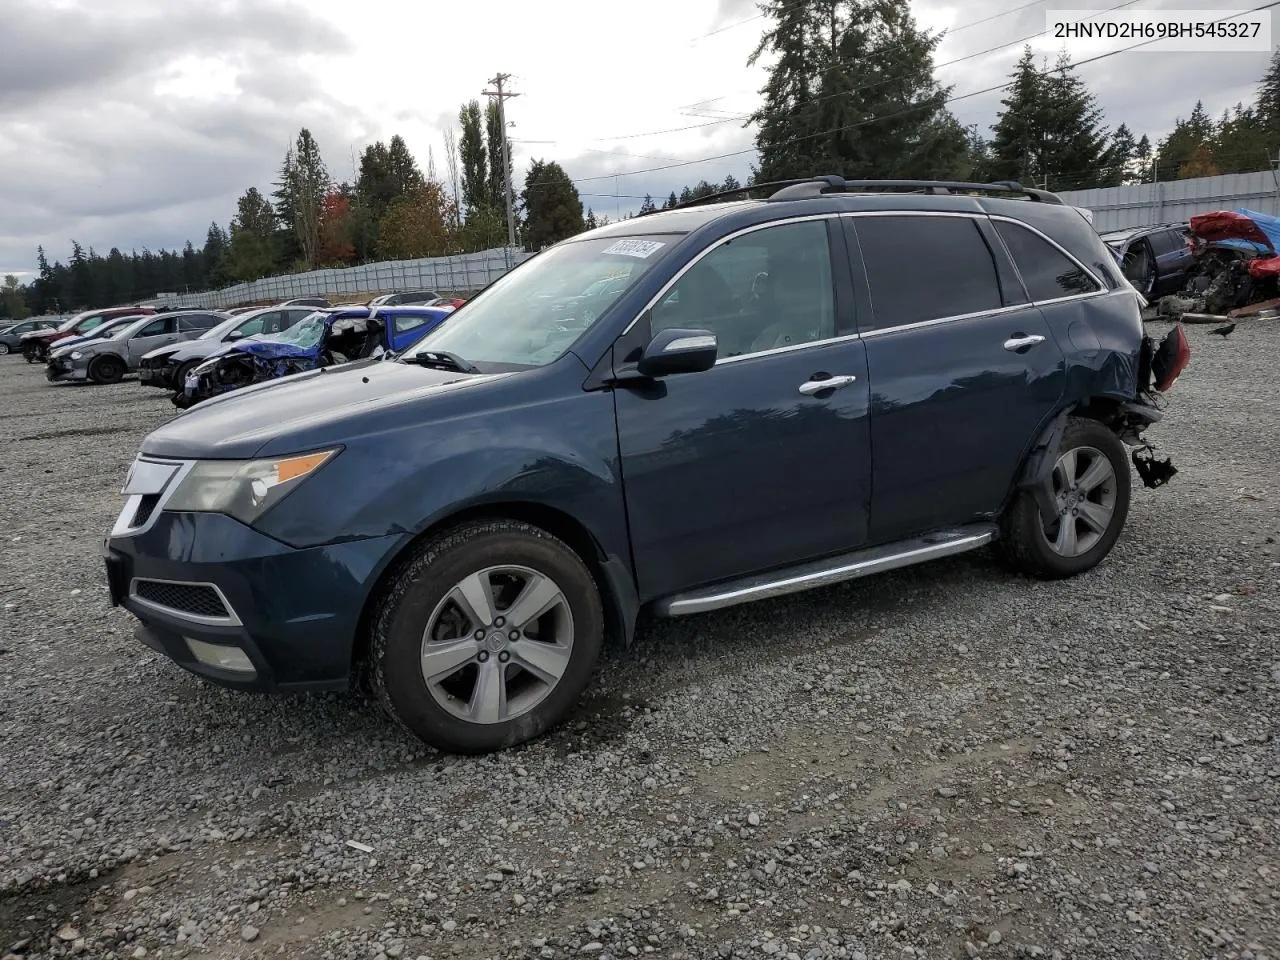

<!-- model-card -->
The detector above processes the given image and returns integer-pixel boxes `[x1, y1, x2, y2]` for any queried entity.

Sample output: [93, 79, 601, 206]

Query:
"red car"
[21, 306, 157, 363]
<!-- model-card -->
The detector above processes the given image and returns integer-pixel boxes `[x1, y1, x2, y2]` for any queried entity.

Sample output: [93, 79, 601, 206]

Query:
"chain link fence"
[148, 247, 534, 309]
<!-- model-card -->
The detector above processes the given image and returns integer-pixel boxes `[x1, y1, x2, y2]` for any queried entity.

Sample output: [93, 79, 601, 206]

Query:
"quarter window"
[854, 216, 1003, 330]
[650, 220, 835, 359]
[994, 220, 1102, 301]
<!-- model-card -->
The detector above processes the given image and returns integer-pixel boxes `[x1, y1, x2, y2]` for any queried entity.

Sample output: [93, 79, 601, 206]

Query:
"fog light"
[185, 637, 256, 675]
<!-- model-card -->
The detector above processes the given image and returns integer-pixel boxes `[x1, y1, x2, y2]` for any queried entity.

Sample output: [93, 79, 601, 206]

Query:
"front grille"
[133, 580, 230, 619]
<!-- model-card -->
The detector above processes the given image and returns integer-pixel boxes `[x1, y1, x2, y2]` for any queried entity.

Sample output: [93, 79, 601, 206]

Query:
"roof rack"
[646, 178, 818, 215]
[767, 176, 1064, 205]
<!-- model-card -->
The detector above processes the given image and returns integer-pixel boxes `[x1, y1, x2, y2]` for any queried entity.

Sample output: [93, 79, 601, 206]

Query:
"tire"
[368, 519, 604, 754]
[24, 346, 39, 363]
[999, 417, 1131, 579]
[0, 343, 9, 356]
[174, 359, 199, 389]
[89, 354, 126, 384]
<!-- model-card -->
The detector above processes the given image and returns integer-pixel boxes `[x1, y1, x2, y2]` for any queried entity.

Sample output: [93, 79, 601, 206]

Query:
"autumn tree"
[521, 160, 583, 251]
[377, 181, 458, 259]
[318, 189, 357, 266]
[1179, 143, 1221, 179]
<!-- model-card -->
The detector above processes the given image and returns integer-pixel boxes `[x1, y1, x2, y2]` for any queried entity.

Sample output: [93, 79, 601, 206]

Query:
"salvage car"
[51, 314, 146, 353]
[1099, 223, 1193, 299]
[174, 304, 454, 408]
[104, 176, 1189, 755]
[0, 318, 62, 355]
[21, 306, 157, 363]
[368, 290, 442, 307]
[139, 306, 319, 391]
[47, 311, 226, 384]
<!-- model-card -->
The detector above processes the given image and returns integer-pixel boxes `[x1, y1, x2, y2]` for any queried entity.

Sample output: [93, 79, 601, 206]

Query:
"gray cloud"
[0, 0, 371, 276]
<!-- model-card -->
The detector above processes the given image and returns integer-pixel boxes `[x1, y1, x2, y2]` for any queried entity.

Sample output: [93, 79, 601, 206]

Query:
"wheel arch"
[88, 351, 128, 379]
[350, 500, 639, 684]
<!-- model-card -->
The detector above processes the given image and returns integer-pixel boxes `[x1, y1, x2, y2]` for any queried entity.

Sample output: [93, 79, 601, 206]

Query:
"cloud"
[0, 0, 364, 273]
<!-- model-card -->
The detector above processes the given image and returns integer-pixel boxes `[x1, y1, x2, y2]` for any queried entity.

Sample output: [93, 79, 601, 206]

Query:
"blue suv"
[103, 178, 1190, 754]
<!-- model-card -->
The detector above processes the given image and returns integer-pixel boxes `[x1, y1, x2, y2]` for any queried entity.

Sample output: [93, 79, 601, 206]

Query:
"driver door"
[612, 217, 872, 600]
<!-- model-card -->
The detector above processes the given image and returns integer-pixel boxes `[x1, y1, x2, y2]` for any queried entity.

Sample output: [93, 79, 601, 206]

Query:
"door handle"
[1003, 334, 1046, 351]
[798, 374, 857, 396]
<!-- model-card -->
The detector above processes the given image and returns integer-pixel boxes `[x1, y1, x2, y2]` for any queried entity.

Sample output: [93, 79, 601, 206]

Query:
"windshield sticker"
[603, 239, 666, 259]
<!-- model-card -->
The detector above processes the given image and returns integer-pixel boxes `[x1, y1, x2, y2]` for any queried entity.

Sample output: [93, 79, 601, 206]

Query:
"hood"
[21, 328, 61, 342]
[140, 358, 513, 459]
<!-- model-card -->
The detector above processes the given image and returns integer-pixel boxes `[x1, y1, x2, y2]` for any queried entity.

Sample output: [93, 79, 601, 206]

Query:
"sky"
[1, 0, 1273, 281]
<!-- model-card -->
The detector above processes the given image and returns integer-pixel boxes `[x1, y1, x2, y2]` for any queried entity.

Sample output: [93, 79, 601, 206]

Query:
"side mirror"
[226, 329, 244, 340]
[635, 327, 718, 378]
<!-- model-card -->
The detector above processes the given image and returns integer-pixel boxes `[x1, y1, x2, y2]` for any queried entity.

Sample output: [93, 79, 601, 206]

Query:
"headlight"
[70, 351, 82, 360]
[165, 449, 339, 525]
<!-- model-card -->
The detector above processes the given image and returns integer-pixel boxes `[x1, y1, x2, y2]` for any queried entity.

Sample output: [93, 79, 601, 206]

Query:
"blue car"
[174, 305, 453, 408]
[105, 177, 1190, 755]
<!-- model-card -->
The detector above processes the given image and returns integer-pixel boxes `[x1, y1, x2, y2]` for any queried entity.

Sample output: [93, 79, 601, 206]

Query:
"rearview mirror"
[636, 327, 718, 378]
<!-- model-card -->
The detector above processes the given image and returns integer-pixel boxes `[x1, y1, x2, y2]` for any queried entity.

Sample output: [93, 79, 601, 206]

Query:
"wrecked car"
[174, 305, 454, 408]
[21, 306, 157, 363]
[1155, 208, 1280, 318]
[1099, 223, 1193, 300]
[105, 176, 1188, 756]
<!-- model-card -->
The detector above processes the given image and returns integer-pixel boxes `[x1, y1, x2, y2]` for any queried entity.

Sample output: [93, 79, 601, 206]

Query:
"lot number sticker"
[603, 239, 666, 259]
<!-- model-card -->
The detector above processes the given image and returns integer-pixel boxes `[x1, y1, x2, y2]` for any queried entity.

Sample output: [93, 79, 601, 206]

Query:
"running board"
[654, 524, 998, 617]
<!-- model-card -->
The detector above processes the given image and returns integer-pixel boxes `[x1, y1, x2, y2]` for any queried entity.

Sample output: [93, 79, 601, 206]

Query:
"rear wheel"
[368, 519, 603, 754]
[0, 343, 9, 355]
[89, 354, 126, 384]
[999, 418, 1131, 579]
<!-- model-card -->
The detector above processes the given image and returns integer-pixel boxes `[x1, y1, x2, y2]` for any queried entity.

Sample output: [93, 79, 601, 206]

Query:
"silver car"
[46, 311, 228, 384]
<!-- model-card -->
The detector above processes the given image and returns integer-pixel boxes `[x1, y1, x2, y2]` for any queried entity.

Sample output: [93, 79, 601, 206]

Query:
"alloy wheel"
[1039, 445, 1119, 558]
[419, 565, 574, 724]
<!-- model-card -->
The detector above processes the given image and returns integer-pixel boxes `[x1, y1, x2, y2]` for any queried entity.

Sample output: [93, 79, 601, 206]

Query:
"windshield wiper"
[401, 350, 480, 374]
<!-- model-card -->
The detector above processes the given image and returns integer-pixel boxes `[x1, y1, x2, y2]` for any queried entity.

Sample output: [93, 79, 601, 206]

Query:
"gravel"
[1, 321, 1278, 960]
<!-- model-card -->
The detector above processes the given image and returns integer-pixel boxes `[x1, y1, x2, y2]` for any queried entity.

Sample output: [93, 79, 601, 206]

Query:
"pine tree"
[1257, 47, 1280, 132]
[1157, 101, 1217, 181]
[1, 275, 30, 321]
[484, 100, 510, 211]
[748, 0, 820, 182]
[1134, 134, 1153, 182]
[459, 100, 489, 217]
[273, 129, 330, 269]
[521, 160, 584, 251]
[69, 241, 93, 308]
[639, 194, 657, 214]
[226, 187, 279, 281]
[989, 47, 1046, 185]
[664, 191, 678, 209]
[585, 208, 598, 229]
[1107, 123, 1136, 186]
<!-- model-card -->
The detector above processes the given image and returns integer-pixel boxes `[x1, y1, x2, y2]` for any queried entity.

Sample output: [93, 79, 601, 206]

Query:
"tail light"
[1152, 324, 1190, 392]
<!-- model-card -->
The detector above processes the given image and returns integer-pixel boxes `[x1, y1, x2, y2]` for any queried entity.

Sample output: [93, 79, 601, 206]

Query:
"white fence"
[149, 246, 534, 309]
[1058, 171, 1280, 233]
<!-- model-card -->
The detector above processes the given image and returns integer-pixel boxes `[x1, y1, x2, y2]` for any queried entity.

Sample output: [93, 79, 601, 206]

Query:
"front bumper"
[138, 361, 177, 388]
[105, 510, 408, 692]
[46, 355, 90, 381]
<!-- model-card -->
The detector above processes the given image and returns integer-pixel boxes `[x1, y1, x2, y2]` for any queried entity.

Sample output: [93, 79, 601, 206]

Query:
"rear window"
[854, 216, 1003, 330]
[994, 220, 1103, 301]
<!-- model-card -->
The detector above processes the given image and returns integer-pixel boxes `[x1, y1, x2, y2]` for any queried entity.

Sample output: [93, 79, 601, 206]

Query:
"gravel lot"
[2, 322, 1278, 960]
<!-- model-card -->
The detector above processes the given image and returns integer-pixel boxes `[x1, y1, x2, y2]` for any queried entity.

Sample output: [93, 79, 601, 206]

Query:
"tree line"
[12, 1, 1280, 319]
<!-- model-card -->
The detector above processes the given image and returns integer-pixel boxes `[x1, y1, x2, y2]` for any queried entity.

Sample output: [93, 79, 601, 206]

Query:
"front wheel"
[999, 418, 1132, 579]
[24, 346, 39, 363]
[368, 520, 604, 754]
[0, 343, 10, 356]
[89, 354, 126, 384]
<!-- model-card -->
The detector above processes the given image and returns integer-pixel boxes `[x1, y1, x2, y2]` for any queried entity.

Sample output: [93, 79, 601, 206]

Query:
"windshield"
[402, 234, 679, 368]
[261, 312, 329, 349]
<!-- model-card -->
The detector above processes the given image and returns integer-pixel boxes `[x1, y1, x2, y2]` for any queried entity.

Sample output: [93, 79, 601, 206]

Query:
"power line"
[532, 1, 1280, 189]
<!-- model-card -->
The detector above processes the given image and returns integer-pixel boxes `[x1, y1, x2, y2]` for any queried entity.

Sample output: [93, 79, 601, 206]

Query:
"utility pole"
[483, 73, 520, 268]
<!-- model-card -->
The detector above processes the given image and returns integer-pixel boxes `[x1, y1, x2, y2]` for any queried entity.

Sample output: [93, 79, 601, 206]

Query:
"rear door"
[848, 213, 1067, 544]
[614, 217, 873, 599]
[176, 313, 222, 342]
[125, 317, 180, 365]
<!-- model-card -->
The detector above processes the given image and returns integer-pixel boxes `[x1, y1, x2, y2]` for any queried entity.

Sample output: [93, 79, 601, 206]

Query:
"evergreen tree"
[1107, 123, 1136, 186]
[485, 100, 509, 211]
[32, 246, 59, 314]
[988, 47, 1110, 190]
[1156, 101, 1216, 181]
[749, 0, 967, 181]
[226, 187, 279, 281]
[273, 128, 330, 269]
[1257, 47, 1280, 132]
[639, 193, 657, 214]
[458, 100, 489, 216]
[664, 191, 678, 209]
[1134, 134, 1153, 182]
[521, 160, 584, 250]
[585, 208, 598, 229]
[69, 241, 93, 308]
[203, 223, 229, 286]
[1, 275, 30, 320]
[720, 173, 741, 193]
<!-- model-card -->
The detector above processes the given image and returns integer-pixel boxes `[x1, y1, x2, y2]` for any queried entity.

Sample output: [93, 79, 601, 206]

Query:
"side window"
[135, 318, 169, 337]
[854, 216, 1003, 330]
[179, 314, 218, 332]
[235, 316, 264, 337]
[392, 312, 431, 335]
[258, 311, 287, 334]
[1148, 229, 1184, 256]
[994, 220, 1103, 301]
[283, 309, 313, 328]
[650, 220, 835, 359]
